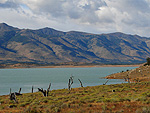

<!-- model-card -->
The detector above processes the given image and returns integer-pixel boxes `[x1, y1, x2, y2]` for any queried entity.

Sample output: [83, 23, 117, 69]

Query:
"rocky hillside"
[0, 23, 150, 64]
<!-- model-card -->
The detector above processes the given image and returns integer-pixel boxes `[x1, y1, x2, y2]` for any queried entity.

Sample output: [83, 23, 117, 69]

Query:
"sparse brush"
[0, 81, 150, 112]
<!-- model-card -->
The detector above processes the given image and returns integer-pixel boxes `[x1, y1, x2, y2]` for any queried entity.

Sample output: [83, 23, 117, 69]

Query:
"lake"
[0, 66, 137, 95]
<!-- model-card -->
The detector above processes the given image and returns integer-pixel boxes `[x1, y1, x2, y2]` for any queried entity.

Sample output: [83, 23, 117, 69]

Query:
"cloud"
[22, 0, 108, 24]
[0, 0, 150, 37]
[0, 0, 19, 9]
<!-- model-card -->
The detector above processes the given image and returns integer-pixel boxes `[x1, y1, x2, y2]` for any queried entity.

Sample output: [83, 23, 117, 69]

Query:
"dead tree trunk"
[47, 83, 51, 96]
[43, 90, 47, 97]
[19, 88, 21, 94]
[68, 79, 71, 90]
[78, 79, 83, 87]
[32, 86, 34, 93]
[68, 76, 74, 90]
[10, 88, 11, 94]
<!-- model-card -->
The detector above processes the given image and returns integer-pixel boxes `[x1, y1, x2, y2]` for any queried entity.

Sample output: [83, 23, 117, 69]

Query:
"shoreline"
[0, 64, 140, 69]
[0, 80, 128, 96]
[29, 64, 140, 68]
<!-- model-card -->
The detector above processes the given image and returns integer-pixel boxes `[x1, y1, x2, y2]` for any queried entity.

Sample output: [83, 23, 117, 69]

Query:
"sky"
[0, 0, 150, 37]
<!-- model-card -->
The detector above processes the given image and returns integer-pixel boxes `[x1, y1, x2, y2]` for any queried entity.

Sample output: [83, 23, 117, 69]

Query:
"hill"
[105, 63, 150, 83]
[0, 23, 150, 64]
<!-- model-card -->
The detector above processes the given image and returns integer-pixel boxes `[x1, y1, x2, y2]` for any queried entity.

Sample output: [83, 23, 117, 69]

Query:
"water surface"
[0, 67, 137, 95]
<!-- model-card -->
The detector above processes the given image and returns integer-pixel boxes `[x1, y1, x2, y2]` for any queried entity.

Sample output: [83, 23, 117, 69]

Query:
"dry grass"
[0, 81, 150, 113]
[106, 65, 150, 82]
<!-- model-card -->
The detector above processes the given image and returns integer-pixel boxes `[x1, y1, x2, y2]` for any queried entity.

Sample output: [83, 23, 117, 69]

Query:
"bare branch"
[18, 88, 21, 94]
[78, 79, 83, 87]
[70, 76, 73, 85]
[38, 88, 47, 97]
[103, 79, 109, 85]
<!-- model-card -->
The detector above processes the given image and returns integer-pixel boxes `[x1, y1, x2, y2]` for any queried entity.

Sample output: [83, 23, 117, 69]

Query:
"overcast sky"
[0, 0, 150, 37]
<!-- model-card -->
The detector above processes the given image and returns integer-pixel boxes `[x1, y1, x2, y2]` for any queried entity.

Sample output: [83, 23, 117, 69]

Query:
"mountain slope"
[0, 23, 150, 64]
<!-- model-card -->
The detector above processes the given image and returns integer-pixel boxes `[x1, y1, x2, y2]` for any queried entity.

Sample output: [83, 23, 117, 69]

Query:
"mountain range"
[0, 23, 150, 64]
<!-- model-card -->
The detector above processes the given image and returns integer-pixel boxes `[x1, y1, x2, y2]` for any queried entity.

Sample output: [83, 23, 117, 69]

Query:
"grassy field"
[0, 81, 150, 113]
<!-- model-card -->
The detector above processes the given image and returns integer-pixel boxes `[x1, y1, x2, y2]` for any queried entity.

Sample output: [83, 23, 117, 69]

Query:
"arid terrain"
[0, 81, 150, 113]
[0, 62, 140, 69]
[0, 23, 150, 64]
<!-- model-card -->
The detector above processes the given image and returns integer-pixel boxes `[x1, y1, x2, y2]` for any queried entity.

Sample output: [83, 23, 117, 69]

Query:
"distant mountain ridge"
[0, 23, 150, 64]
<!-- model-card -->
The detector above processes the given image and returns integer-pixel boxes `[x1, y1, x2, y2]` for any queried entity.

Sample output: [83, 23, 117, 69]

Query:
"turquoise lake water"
[0, 67, 137, 95]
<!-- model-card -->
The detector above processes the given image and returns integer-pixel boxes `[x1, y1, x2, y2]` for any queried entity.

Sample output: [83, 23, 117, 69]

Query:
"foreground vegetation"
[0, 81, 150, 113]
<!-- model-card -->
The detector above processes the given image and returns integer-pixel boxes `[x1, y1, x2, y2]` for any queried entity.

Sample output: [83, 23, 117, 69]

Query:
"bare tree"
[38, 83, 51, 97]
[38, 88, 47, 96]
[68, 78, 71, 90]
[10, 93, 17, 103]
[68, 76, 74, 90]
[9, 88, 22, 103]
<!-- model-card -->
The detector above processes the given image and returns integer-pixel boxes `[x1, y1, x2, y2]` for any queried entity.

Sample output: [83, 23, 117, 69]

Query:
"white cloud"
[0, 0, 150, 37]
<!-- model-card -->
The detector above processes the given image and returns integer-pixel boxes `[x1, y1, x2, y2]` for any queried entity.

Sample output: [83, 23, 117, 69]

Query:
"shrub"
[142, 107, 150, 113]
[87, 98, 95, 103]
[61, 103, 67, 109]
[55, 107, 61, 112]
[88, 104, 92, 107]
[136, 96, 147, 102]
[19, 102, 30, 107]
[101, 104, 108, 111]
